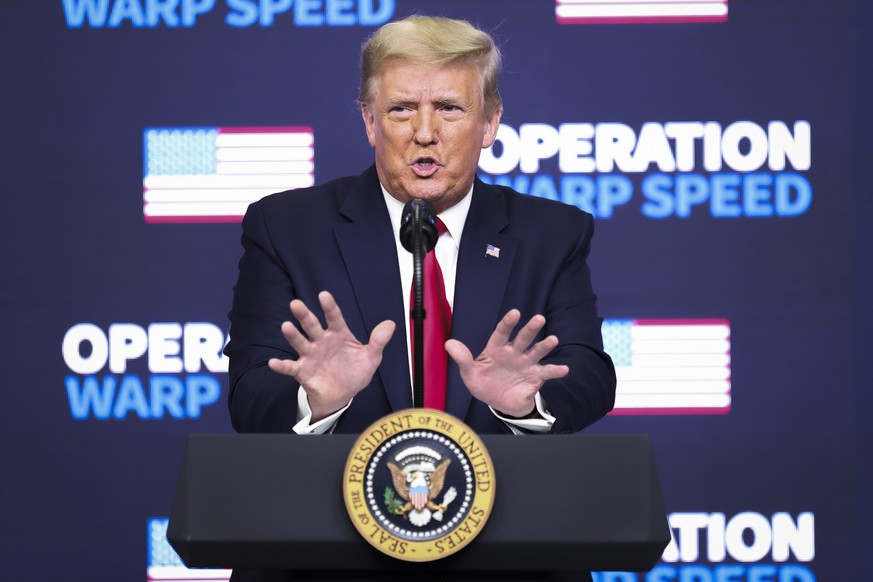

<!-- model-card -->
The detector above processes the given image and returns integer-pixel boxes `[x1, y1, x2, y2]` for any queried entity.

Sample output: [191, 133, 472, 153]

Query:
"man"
[224, 14, 616, 582]
[225, 16, 616, 440]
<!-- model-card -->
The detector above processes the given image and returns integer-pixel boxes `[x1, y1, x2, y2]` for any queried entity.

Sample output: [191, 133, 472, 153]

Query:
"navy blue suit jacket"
[225, 165, 615, 435]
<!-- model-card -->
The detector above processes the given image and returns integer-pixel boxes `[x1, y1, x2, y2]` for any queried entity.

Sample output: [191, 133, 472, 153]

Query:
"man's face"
[361, 61, 502, 213]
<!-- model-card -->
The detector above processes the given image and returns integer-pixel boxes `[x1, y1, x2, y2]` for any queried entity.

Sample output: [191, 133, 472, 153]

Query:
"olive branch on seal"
[384, 487, 405, 515]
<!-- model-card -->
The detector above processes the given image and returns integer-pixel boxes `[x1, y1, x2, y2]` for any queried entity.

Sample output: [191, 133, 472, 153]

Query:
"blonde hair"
[359, 15, 503, 119]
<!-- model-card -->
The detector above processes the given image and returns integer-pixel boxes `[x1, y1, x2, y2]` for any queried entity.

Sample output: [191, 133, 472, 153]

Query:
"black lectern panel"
[168, 434, 669, 572]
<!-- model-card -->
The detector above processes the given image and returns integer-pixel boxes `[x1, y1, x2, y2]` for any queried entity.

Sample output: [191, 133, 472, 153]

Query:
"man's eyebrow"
[384, 97, 415, 106]
[434, 95, 473, 107]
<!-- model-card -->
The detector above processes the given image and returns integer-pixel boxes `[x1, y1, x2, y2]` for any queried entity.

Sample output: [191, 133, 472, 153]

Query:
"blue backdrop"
[1, 1, 870, 580]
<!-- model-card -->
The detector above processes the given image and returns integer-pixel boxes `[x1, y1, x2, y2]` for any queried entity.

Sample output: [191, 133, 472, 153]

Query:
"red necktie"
[411, 219, 452, 410]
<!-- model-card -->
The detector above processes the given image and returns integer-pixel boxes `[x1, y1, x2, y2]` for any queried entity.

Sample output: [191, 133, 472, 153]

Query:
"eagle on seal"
[387, 458, 451, 525]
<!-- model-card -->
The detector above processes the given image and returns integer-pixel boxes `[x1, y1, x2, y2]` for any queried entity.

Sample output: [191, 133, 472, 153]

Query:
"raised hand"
[444, 309, 568, 418]
[268, 291, 396, 422]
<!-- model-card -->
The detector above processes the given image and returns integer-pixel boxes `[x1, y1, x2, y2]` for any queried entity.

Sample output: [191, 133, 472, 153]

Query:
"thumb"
[368, 320, 396, 352]
[444, 339, 474, 369]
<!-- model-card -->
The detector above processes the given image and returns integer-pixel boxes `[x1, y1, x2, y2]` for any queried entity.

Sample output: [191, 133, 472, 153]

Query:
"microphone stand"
[399, 199, 438, 409]
[410, 204, 426, 409]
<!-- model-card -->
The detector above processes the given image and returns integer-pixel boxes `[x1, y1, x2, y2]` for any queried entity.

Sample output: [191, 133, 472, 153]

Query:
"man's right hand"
[268, 291, 396, 422]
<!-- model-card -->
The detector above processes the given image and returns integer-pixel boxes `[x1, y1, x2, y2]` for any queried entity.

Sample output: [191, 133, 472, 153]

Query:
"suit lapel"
[334, 168, 413, 412]
[446, 181, 517, 420]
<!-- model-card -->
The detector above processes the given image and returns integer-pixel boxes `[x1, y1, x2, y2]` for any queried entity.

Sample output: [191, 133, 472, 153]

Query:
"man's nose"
[413, 110, 438, 145]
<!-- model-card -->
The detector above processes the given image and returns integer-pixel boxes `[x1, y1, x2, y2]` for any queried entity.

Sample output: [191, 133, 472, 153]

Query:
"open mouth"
[411, 158, 439, 176]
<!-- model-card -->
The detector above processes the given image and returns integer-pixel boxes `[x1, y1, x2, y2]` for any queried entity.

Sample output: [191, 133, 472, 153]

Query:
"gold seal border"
[342, 408, 496, 562]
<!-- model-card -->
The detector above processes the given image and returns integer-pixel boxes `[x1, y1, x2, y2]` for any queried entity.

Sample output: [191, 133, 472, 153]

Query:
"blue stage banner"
[0, 1, 868, 579]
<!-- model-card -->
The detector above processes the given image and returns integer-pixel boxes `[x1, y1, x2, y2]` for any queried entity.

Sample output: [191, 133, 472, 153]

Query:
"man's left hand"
[444, 310, 569, 418]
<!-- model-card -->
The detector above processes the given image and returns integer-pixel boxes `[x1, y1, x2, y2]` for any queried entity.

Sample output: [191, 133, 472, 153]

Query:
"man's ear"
[361, 104, 377, 148]
[481, 108, 502, 149]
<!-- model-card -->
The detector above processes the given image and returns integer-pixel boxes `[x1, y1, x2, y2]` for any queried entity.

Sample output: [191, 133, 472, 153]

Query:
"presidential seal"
[342, 409, 495, 562]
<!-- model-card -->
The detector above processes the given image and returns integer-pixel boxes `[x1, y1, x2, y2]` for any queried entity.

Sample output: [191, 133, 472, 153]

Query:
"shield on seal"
[409, 478, 429, 511]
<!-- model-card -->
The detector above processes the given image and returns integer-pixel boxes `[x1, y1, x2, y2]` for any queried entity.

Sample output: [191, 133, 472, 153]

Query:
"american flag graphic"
[602, 319, 731, 414]
[556, 0, 728, 25]
[143, 126, 314, 223]
[148, 518, 231, 582]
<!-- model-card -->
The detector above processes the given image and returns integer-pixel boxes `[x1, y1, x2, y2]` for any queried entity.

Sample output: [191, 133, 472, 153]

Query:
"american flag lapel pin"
[485, 244, 500, 258]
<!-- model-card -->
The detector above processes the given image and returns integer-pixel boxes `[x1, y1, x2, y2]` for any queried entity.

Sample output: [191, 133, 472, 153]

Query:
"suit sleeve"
[538, 211, 616, 434]
[224, 201, 301, 433]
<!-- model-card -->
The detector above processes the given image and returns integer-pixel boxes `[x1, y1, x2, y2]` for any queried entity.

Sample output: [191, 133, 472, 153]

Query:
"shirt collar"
[381, 184, 473, 249]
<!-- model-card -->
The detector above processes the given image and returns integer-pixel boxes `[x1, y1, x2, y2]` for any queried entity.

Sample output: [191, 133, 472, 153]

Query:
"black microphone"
[398, 199, 439, 408]
[399, 199, 438, 254]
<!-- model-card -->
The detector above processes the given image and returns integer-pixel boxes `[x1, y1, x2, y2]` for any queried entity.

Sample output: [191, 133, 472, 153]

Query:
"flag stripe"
[629, 353, 731, 367]
[148, 566, 231, 581]
[216, 160, 314, 174]
[560, 0, 725, 4]
[144, 188, 280, 203]
[215, 146, 313, 162]
[557, 2, 727, 14]
[556, 0, 728, 23]
[216, 132, 314, 147]
[630, 339, 731, 354]
[217, 125, 312, 134]
[615, 393, 731, 409]
[631, 324, 730, 340]
[144, 202, 258, 217]
[615, 394, 731, 414]
[617, 380, 730, 394]
[144, 174, 314, 189]
[616, 366, 730, 381]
